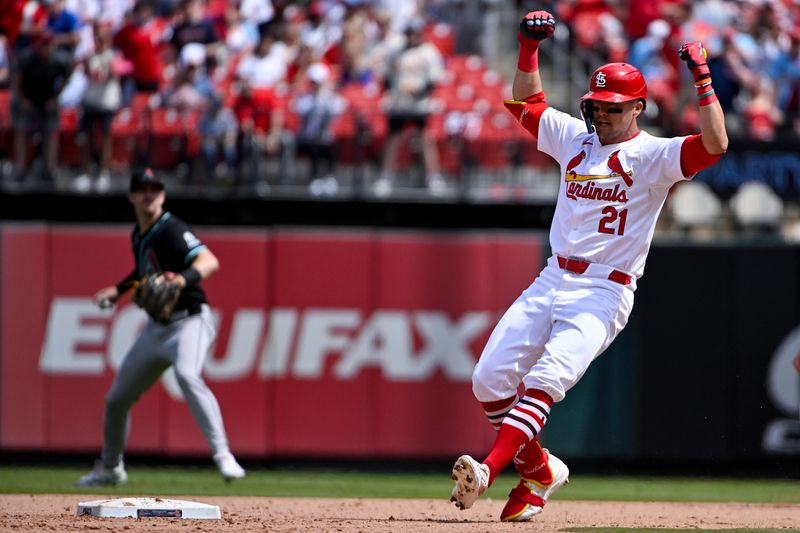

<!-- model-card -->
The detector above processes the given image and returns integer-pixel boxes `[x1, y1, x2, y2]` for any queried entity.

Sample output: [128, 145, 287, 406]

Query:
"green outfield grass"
[0, 466, 799, 503]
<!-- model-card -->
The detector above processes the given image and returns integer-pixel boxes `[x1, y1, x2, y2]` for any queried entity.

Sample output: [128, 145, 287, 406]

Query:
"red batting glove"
[678, 41, 711, 81]
[517, 11, 554, 72]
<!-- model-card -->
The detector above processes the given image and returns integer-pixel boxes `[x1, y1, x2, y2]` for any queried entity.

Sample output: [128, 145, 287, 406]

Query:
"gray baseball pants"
[100, 304, 231, 467]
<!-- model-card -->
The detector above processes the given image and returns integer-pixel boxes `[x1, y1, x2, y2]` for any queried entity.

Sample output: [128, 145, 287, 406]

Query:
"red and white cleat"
[500, 451, 569, 521]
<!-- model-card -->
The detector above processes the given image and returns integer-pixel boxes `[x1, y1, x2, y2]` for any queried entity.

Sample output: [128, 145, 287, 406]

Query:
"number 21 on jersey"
[598, 207, 628, 235]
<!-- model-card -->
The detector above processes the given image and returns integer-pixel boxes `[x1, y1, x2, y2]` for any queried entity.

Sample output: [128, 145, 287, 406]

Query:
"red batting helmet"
[581, 63, 647, 107]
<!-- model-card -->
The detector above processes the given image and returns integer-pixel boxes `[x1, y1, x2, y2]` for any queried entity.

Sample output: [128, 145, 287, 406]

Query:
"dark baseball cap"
[129, 167, 164, 192]
[404, 18, 426, 34]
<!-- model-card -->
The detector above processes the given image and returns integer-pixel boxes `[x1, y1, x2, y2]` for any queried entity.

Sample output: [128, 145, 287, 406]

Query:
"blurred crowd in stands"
[555, 0, 800, 142]
[0, 0, 798, 204]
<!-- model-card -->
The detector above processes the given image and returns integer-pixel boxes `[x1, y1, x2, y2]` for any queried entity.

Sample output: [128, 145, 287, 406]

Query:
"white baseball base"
[76, 497, 221, 519]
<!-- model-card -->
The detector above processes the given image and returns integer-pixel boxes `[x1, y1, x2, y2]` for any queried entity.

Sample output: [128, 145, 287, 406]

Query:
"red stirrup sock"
[483, 424, 529, 486]
[514, 438, 553, 485]
[482, 389, 553, 485]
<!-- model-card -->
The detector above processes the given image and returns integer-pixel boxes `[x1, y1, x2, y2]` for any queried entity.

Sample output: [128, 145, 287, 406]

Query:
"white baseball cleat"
[450, 455, 489, 510]
[500, 451, 570, 522]
[214, 452, 245, 482]
[75, 459, 128, 487]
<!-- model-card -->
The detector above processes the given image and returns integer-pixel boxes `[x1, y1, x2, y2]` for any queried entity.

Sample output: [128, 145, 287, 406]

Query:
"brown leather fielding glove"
[132, 272, 186, 324]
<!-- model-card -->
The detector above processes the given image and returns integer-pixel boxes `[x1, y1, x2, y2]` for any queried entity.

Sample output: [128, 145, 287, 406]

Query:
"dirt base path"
[1, 494, 798, 532]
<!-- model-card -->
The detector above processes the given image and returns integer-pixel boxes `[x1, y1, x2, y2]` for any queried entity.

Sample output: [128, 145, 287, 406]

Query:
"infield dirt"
[1, 494, 799, 532]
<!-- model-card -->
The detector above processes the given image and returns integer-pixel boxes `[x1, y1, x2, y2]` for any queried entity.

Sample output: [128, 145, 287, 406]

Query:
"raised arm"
[678, 41, 729, 155]
[512, 11, 555, 101]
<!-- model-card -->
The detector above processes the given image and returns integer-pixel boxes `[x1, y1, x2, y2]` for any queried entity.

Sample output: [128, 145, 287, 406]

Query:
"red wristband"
[517, 42, 540, 73]
[697, 82, 718, 106]
[695, 80, 717, 106]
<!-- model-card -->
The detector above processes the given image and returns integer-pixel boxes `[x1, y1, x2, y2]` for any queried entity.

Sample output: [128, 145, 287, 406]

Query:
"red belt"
[557, 256, 632, 286]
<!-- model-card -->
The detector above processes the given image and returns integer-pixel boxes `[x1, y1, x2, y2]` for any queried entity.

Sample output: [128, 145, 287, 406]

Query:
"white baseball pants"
[473, 255, 636, 403]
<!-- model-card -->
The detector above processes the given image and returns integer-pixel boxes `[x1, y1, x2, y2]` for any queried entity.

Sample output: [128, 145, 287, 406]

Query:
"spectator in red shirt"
[8, 0, 49, 52]
[0, 0, 27, 47]
[745, 80, 782, 141]
[231, 80, 288, 193]
[113, 1, 164, 94]
[624, 0, 671, 41]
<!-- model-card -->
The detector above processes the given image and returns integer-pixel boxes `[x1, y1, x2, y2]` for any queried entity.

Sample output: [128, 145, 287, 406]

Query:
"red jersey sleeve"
[503, 92, 549, 139]
[680, 134, 724, 177]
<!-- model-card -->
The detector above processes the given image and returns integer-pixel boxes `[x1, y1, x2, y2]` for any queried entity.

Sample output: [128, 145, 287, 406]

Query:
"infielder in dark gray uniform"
[77, 168, 245, 486]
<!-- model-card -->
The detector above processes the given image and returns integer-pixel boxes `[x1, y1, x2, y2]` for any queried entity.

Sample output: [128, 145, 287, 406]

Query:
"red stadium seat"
[427, 111, 464, 176]
[338, 85, 387, 162]
[425, 22, 455, 57]
[467, 111, 516, 171]
[363, 110, 388, 162]
[330, 109, 358, 165]
[59, 107, 82, 168]
[436, 84, 478, 113]
[110, 107, 143, 169]
[339, 82, 384, 117]
[183, 109, 203, 158]
[458, 66, 499, 90]
[511, 116, 556, 171]
[130, 92, 153, 115]
[446, 54, 487, 85]
[393, 129, 416, 172]
[0, 89, 11, 158]
[148, 108, 186, 169]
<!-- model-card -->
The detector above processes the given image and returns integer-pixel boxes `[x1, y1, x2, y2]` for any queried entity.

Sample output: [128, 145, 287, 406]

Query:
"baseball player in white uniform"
[450, 12, 728, 522]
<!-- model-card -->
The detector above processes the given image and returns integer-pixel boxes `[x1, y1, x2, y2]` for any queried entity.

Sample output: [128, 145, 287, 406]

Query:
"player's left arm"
[173, 222, 219, 287]
[186, 247, 219, 282]
[678, 41, 729, 176]
[168, 247, 218, 291]
[695, 84, 728, 155]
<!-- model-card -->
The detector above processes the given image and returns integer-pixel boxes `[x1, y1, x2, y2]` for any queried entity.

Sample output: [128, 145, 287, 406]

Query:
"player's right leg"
[75, 459, 128, 487]
[77, 327, 167, 487]
[495, 275, 633, 519]
[450, 264, 559, 511]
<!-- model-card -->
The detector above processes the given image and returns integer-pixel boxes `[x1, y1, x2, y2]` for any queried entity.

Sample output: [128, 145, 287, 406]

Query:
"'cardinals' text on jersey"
[531, 107, 688, 278]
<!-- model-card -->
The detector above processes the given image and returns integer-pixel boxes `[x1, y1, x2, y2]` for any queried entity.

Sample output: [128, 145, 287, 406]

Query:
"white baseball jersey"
[471, 105, 693, 404]
[536, 107, 690, 278]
